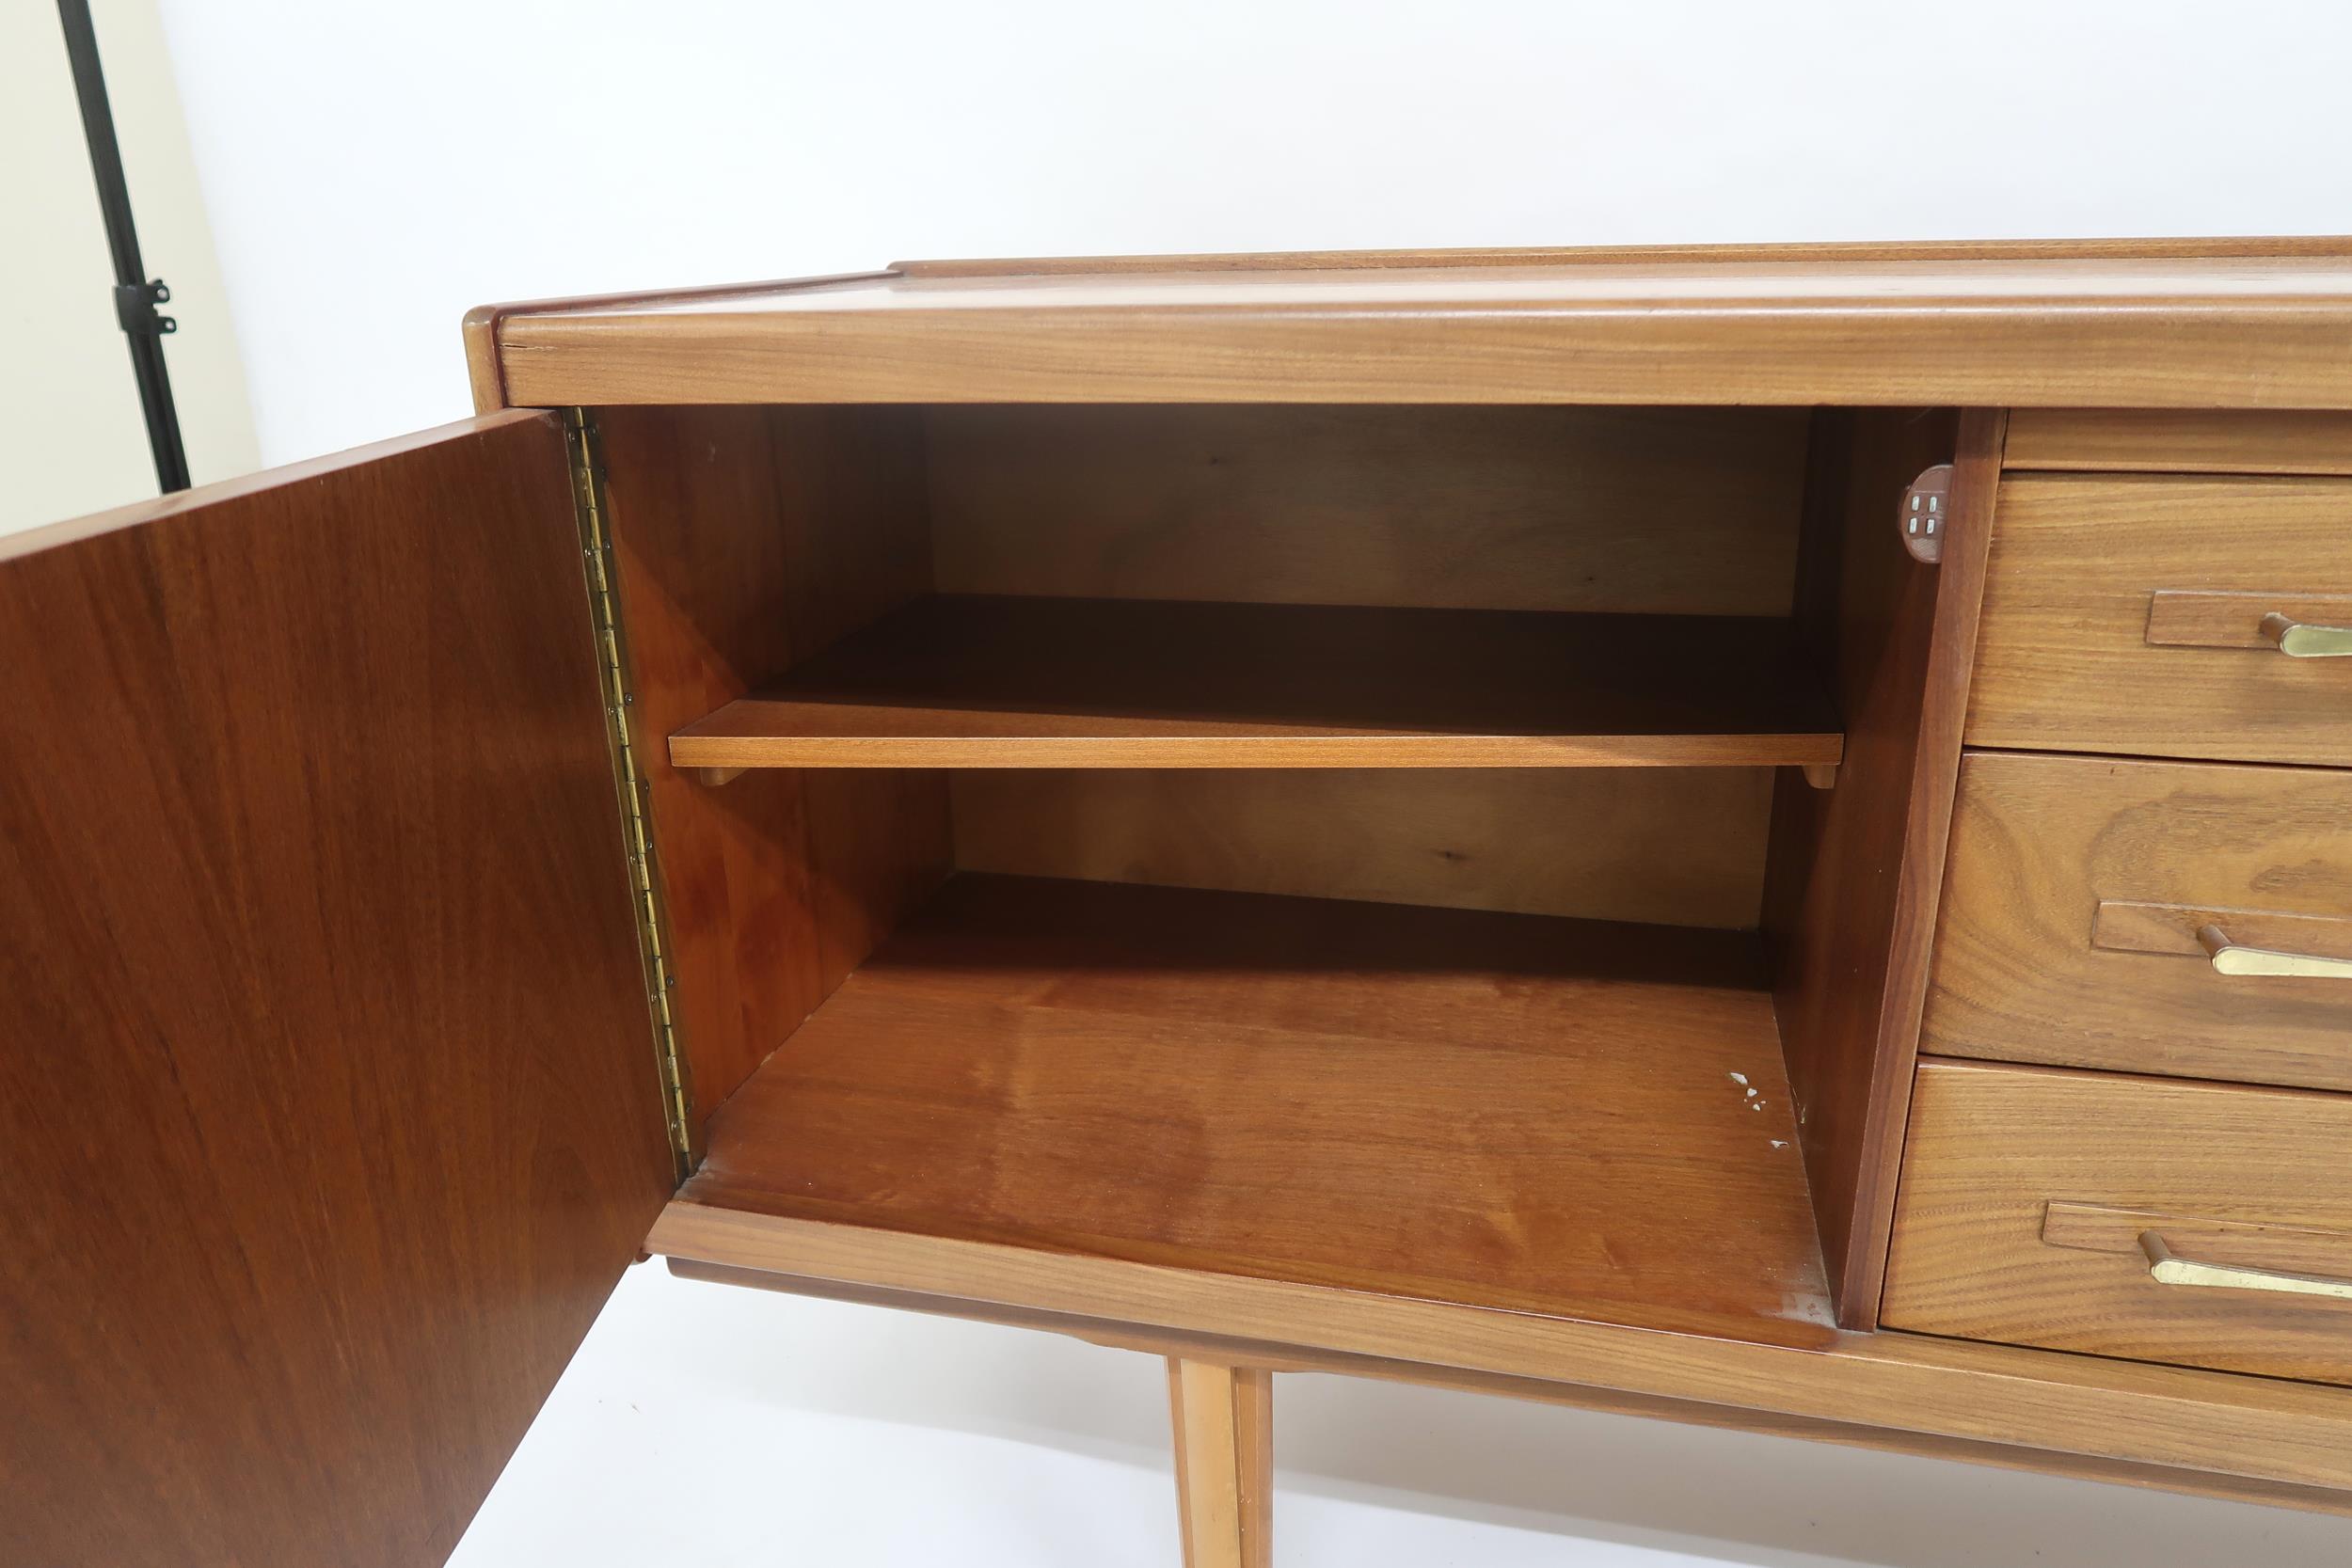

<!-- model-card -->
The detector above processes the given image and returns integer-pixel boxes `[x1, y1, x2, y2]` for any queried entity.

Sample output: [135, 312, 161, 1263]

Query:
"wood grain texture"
[463, 306, 507, 413]
[491, 251, 2352, 409]
[0, 414, 675, 1568]
[1923, 751, 2352, 1090]
[1168, 1361, 1273, 1568]
[2093, 898, 2352, 961]
[461, 270, 899, 414]
[923, 404, 1807, 615]
[1884, 1062, 2352, 1385]
[950, 767, 1774, 928]
[2043, 1201, 2352, 1277]
[2143, 588, 2352, 647]
[1969, 474, 2352, 765]
[2005, 408, 2352, 475]
[594, 405, 952, 1125]
[669, 596, 1842, 769]
[677, 873, 1832, 1343]
[1763, 408, 2004, 1328]
[665, 1257, 2352, 1517]
[644, 1201, 2352, 1496]
[1234, 1370, 1274, 1567]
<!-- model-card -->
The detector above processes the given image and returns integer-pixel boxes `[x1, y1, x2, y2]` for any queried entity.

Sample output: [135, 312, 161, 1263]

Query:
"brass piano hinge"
[563, 407, 696, 1176]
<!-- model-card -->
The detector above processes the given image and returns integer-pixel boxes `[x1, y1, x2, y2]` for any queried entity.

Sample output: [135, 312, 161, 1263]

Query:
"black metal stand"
[57, 0, 189, 494]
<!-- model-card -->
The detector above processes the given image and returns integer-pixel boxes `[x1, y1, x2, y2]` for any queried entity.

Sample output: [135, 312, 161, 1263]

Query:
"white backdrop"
[160, 0, 2352, 467]
[2, 0, 255, 530]
[151, 4, 2352, 1563]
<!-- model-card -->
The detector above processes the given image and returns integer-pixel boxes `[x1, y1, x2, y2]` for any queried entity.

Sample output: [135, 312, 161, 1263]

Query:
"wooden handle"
[2198, 924, 2352, 979]
[2261, 611, 2352, 657]
[2140, 1232, 2352, 1300]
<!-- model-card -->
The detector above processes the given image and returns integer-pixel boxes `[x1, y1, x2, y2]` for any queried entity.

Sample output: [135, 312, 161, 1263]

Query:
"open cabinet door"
[0, 412, 677, 1567]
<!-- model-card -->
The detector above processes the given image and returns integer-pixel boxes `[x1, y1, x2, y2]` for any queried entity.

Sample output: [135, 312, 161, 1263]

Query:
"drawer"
[1884, 1062, 2352, 1386]
[1925, 750, 2352, 1091]
[1969, 475, 2352, 766]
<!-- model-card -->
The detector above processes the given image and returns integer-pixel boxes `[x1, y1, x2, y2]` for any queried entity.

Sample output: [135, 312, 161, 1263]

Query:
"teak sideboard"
[8, 240, 2352, 1567]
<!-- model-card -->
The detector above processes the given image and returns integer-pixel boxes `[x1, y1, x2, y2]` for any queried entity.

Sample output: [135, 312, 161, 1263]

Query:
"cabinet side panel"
[0, 413, 675, 1568]
[596, 405, 951, 1124]
[1764, 407, 2002, 1327]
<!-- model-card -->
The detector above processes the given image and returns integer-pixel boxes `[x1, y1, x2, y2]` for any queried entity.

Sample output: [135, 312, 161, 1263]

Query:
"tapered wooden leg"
[1166, 1358, 1272, 1568]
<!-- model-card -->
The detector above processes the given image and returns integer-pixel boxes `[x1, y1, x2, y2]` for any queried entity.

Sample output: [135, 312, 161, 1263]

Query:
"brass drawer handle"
[2198, 924, 2352, 979]
[2262, 612, 2352, 657]
[2140, 1232, 2352, 1300]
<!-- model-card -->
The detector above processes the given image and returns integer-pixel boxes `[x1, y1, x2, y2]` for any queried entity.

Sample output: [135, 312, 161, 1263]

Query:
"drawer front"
[1884, 1062, 2352, 1385]
[1969, 475, 2352, 766]
[1925, 750, 2352, 1091]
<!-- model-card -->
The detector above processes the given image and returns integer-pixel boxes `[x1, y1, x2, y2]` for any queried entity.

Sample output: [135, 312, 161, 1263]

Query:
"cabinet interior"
[597, 401, 1956, 1342]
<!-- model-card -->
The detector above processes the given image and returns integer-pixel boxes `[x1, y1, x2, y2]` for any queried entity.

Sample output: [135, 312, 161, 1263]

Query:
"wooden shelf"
[669, 595, 1843, 770]
[679, 874, 1833, 1343]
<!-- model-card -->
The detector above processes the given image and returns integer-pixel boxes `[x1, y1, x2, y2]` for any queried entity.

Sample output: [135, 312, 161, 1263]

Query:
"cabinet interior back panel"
[952, 767, 1774, 928]
[924, 405, 1811, 615]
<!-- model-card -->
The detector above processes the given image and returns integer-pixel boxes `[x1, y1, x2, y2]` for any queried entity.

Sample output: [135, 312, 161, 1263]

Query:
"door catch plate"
[1899, 464, 1955, 563]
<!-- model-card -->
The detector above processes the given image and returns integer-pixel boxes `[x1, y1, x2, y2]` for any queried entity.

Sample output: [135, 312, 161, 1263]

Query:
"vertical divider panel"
[1764, 407, 2006, 1328]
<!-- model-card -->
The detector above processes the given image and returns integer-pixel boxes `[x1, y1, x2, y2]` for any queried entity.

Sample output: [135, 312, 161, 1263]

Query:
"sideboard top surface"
[472, 237, 2352, 410]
